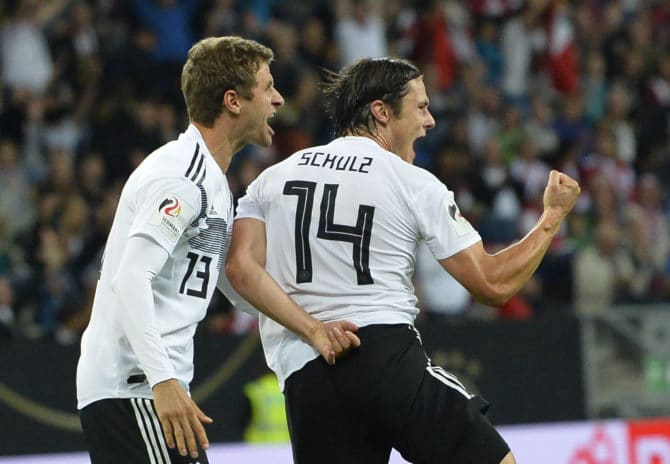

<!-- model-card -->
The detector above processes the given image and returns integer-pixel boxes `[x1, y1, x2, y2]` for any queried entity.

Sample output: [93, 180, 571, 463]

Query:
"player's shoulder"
[392, 156, 441, 185]
[151, 133, 202, 176]
[370, 145, 443, 192]
[131, 128, 204, 182]
[252, 142, 332, 181]
[123, 133, 207, 208]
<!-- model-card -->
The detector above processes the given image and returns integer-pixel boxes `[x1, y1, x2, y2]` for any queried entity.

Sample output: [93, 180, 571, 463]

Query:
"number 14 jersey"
[236, 136, 481, 389]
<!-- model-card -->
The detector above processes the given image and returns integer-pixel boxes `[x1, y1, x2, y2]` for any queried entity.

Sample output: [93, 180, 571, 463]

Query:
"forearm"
[216, 271, 258, 317]
[112, 236, 175, 387]
[225, 260, 321, 343]
[481, 170, 580, 304]
[486, 209, 562, 302]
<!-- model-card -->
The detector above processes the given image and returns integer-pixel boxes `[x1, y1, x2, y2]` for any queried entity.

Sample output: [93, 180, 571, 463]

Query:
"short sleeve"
[129, 177, 201, 253]
[235, 177, 265, 222]
[412, 180, 481, 261]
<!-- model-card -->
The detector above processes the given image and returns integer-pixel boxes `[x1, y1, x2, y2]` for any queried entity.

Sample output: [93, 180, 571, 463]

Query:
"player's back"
[243, 136, 445, 326]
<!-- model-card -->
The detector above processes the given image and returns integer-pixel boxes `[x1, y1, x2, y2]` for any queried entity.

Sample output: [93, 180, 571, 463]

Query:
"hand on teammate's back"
[152, 379, 213, 458]
[309, 320, 361, 365]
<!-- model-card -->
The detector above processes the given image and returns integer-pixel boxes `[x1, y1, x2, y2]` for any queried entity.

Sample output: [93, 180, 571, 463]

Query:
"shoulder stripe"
[195, 165, 207, 185]
[184, 144, 201, 178]
[190, 154, 204, 182]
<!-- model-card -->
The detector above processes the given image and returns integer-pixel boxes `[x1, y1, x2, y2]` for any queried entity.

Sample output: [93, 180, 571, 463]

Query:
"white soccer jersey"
[236, 136, 481, 389]
[77, 125, 234, 409]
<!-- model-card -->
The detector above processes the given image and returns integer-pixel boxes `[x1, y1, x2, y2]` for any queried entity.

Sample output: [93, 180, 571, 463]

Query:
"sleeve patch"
[448, 203, 474, 237]
[149, 194, 195, 242]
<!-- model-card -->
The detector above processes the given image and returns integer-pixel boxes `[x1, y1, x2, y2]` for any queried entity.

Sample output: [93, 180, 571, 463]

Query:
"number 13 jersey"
[236, 136, 481, 389]
[77, 125, 233, 409]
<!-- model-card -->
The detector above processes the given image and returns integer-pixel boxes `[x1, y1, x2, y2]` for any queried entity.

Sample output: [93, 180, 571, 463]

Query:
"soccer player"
[226, 57, 581, 464]
[76, 36, 359, 464]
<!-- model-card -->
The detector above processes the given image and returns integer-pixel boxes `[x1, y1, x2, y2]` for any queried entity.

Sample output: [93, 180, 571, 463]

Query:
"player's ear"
[369, 100, 389, 124]
[223, 90, 241, 115]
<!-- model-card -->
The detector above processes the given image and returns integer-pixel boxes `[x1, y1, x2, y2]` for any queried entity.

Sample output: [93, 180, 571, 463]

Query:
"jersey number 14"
[283, 181, 375, 285]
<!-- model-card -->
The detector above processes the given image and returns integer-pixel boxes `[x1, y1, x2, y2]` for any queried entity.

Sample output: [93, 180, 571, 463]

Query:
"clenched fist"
[543, 170, 581, 222]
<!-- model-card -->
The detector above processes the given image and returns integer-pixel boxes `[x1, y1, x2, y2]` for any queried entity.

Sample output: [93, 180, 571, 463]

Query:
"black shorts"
[284, 324, 510, 464]
[79, 398, 209, 464]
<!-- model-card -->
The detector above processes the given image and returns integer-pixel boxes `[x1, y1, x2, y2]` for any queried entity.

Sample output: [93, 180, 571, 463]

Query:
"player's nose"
[273, 88, 285, 107]
[424, 109, 436, 130]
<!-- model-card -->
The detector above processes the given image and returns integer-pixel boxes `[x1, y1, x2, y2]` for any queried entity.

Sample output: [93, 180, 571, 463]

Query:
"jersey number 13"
[283, 181, 375, 285]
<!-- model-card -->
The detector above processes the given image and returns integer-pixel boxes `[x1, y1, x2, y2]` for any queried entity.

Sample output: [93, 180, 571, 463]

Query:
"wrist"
[302, 317, 324, 345]
[539, 208, 563, 234]
[152, 378, 178, 391]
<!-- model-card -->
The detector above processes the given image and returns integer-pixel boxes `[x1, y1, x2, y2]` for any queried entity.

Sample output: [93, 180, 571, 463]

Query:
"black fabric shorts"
[283, 324, 510, 464]
[79, 398, 209, 464]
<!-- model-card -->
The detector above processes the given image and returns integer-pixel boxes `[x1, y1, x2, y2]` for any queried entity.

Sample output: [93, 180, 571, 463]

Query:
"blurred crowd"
[0, 0, 669, 343]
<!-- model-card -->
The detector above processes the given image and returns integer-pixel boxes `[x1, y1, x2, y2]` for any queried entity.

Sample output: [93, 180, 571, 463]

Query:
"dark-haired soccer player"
[227, 57, 580, 464]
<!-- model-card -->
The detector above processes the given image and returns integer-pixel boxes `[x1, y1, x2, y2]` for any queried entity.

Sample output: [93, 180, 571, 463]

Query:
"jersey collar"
[184, 124, 225, 179]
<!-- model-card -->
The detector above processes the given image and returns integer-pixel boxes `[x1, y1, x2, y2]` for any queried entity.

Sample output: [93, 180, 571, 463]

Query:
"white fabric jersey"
[77, 125, 237, 409]
[236, 136, 481, 389]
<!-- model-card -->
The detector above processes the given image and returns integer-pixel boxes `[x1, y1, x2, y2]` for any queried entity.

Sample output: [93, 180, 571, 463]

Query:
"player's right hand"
[310, 320, 361, 365]
[152, 379, 213, 459]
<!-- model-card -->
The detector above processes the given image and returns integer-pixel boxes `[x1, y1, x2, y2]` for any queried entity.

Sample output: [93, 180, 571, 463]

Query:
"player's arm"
[112, 235, 212, 459]
[439, 170, 580, 307]
[112, 236, 175, 386]
[216, 265, 259, 317]
[225, 218, 360, 364]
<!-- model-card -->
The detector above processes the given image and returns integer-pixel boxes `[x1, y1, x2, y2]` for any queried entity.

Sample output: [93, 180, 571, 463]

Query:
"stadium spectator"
[573, 219, 634, 315]
[0, 0, 61, 95]
[545, 2, 579, 95]
[582, 51, 609, 124]
[500, 4, 544, 106]
[475, 19, 503, 86]
[510, 138, 552, 203]
[129, 0, 205, 107]
[638, 174, 670, 272]
[471, 136, 521, 245]
[335, 0, 387, 66]
[523, 94, 559, 158]
[415, 242, 472, 321]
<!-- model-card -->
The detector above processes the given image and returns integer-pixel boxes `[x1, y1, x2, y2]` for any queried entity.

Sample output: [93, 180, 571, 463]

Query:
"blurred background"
[1, 0, 670, 460]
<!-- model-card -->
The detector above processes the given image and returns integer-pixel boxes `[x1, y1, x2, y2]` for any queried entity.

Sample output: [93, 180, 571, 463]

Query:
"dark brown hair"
[321, 58, 422, 137]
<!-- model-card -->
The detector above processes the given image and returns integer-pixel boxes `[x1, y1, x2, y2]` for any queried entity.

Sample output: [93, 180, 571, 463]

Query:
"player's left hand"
[310, 320, 361, 365]
[153, 379, 213, 459]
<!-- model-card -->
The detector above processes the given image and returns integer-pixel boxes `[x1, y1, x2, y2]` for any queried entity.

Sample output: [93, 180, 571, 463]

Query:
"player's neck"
[349, 129, 393, 153]
[193, 122, 234, 173]
[351, 128, 414, 163]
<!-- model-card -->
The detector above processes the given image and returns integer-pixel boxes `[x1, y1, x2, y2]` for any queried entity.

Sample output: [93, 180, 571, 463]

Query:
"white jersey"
[236, 136, 481, 389]
[77, 125, 234, 409]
